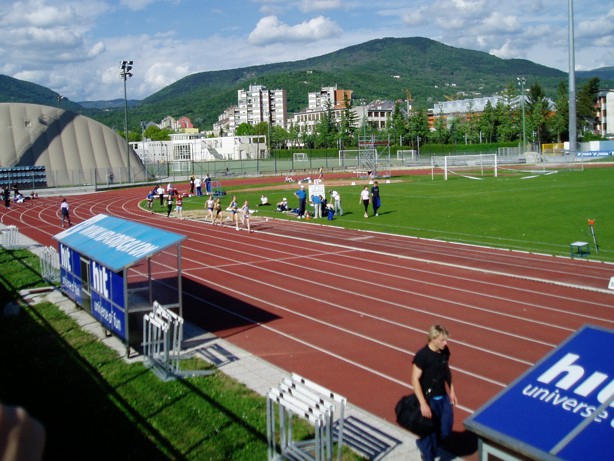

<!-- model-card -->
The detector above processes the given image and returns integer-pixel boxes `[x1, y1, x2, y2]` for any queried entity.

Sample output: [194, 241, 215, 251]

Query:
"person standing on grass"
[311, 193, 322, 219]
[204, 173, 212, 194]
[412, 324, 458, 461]
[157, 185, 165, 206]
[60, 198, 71, 227]
[371, 180, 381, 216]
[331, 190, 343, 216]
[146, 187, 155, 209]
[359, 186, 370, 218]
[194, 176, 203, 196]
[166, 191, 174, 217]
[294, 184, 307, 218]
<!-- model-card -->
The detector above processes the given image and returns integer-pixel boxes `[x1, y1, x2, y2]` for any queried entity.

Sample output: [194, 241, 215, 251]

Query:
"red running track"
[3, 184, 614, 458]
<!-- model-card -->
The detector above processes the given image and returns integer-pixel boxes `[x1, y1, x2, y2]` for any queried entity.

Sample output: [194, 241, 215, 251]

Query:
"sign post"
[588, 218, 599, 254]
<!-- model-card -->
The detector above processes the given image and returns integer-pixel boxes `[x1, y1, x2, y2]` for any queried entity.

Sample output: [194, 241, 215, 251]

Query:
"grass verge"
[0, 249, 361, 460]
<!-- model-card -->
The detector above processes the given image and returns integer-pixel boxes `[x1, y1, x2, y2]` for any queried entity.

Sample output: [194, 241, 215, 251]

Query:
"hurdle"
[143, 301, 215, 381]
[1, 225, 19, 248]
[39, 246, 60, 283]
[267, 373, 347, 460]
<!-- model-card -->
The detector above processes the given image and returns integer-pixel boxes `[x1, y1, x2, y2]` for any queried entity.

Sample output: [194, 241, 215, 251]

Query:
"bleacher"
[0, 166, 47, 189]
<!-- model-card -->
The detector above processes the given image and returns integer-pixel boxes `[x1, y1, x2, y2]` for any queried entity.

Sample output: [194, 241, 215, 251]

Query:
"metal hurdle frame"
[143, 301, 215, 381]
[267, 373, 347, 461]
[39, 246, 60, 283]
[291, 373, 347, 461]
[267, 387, 328, 461]
[1, 225, 19, 248]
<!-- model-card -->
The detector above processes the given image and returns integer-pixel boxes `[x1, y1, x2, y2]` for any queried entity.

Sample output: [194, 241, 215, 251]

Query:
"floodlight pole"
[517, 76, 527, 151]
[120, 60, 133, 183]
[568, 0, 577, 157]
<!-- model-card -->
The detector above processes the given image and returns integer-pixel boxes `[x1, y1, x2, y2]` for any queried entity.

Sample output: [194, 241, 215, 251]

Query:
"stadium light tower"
[517, 76, 527, 151]
[568, 0, 577, 156]
[120, 60, 133, 182]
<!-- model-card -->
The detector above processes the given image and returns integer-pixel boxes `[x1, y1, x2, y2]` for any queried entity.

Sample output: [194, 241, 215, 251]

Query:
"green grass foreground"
[157, 166, 614, 262]
[0, 249, 360, 460]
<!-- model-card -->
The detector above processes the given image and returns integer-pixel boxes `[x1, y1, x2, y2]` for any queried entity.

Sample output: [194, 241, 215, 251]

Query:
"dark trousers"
[415, 395, 453, 461]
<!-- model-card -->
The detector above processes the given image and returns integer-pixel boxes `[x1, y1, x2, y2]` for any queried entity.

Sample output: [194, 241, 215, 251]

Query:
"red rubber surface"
[4, 179, 613, 458]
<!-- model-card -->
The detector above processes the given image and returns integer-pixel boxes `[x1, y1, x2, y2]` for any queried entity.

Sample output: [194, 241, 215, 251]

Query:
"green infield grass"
[151, 167, 613, 263]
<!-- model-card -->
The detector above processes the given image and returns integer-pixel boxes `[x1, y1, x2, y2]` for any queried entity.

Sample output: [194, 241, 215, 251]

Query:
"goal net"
[293, 152, 308, 162]
[338, 149, 359, 168]
[433, 154, 498, 180]
[397, 150, 417, 161]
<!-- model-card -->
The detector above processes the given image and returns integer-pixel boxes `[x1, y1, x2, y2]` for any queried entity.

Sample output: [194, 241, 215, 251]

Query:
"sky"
[0, 0, 612, 102]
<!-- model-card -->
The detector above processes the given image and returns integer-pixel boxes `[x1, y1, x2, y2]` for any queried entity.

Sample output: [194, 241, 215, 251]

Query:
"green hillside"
[128, 37, 571, 129]
[2, 37, 613, 132]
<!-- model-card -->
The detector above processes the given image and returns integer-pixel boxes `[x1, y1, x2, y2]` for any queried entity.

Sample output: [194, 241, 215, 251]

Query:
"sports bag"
[395, 394, 435, 437]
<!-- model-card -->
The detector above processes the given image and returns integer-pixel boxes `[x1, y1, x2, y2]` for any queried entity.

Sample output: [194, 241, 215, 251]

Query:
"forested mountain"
[2, 37, 613, 132]
[0, 75, 82, 112]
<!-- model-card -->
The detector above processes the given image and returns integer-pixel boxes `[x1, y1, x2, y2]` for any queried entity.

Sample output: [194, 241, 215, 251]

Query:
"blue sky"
[0, 0, 612, 102]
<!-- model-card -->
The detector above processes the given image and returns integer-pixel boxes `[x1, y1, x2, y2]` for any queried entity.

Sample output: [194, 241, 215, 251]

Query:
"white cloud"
[489, 39, 522, 60]
[248, 15, 343, 45]
[481, 12, 521, 33]
[119, 0, 159, 11]
[300, 0, 342, 13]
[0, 0, 610, 102]
[401, 8, 426, 27]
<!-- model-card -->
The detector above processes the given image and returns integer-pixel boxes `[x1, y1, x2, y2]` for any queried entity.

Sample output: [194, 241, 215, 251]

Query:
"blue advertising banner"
[59, 243, 82, 306]
[465, 325, 614, 460]
[54, 214, 185, 344]
[89, 260, 126, 338]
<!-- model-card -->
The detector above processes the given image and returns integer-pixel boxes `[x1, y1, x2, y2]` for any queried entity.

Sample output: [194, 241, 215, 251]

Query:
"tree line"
[129, 77, 603, 152]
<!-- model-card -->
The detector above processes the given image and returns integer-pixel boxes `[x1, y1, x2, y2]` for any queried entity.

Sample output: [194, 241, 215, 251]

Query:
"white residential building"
[431, 96, 502, 117]
[308, 86, 353, 110]
[288, 99, 396, 137]
[595, 89, 614, 138]
[235, 84, 287, 133]
[133, 133, 268, 165]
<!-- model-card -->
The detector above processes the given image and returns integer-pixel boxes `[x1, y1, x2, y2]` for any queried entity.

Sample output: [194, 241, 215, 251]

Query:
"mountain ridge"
[1, 37, 612, 130]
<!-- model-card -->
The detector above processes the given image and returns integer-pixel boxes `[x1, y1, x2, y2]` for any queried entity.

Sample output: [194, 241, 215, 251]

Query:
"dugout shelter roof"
[54, 214, 186, 273]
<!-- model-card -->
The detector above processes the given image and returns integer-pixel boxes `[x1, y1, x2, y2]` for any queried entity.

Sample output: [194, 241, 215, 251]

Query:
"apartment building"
[594, 89, 614, 138]
[235, 84, 287, 132]
[289, 98, 394, 136]
[308, 85, 353, 110]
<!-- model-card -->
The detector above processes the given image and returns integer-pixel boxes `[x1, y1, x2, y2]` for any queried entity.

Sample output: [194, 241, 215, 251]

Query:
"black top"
[412, 345, 451, 397]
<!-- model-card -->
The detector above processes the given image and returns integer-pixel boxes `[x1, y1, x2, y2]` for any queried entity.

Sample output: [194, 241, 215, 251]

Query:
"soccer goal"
[433, 154, 498, 180]
[293, 152, 308, 162]
[397, 150, 417, 161]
